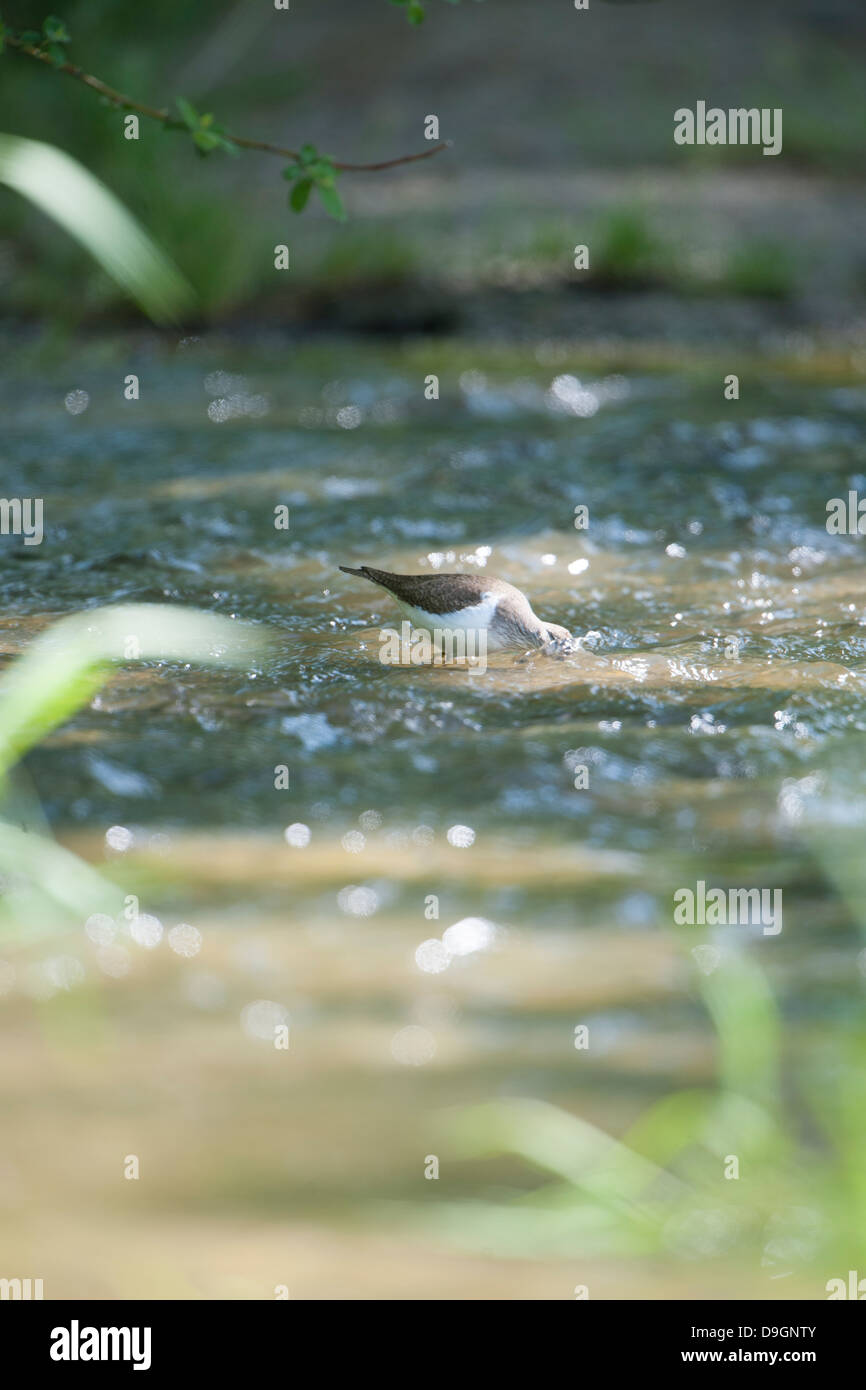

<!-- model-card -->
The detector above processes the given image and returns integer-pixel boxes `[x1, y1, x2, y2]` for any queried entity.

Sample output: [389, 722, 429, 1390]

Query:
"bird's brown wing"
[340, 567, 496, 615]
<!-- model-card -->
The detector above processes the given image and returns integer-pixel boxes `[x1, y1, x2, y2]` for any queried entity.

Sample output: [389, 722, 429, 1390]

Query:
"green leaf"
[192, 129, 221, 153]
[0, 134, 194, 323]
[0, 604, 268, 947]
[204, 121, 239, 157]
[0, 604, 267, 777]
[0, 818, 122, 940]
[284, 145, 337, 188]
[289, 177, 313, 213]
[175, 96, 199, 131]
[317, 180, 346, 221]
[42, 15, 70, 44]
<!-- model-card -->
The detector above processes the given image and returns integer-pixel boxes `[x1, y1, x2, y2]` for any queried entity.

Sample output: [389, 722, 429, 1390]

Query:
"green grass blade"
[0, 604, 268, 776]
[0, 134, 194, 322]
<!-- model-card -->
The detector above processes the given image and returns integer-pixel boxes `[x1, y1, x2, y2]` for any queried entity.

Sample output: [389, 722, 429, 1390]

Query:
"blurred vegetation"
[0, 605, 266, 945]
[0, 0, 863, 327]
[389, 0, 468, 24]
[427, 945, 866, 1280]
[0, 132, 193, 320]
[724, 239, 797, 301]
[588, 207, 669, 289]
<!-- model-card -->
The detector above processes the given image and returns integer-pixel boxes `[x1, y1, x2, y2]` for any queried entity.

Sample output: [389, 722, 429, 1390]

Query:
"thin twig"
[6, 36, 450, 172]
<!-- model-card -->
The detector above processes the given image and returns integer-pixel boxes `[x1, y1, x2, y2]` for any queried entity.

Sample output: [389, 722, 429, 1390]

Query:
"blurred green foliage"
[589, 206, 668, 288]
[389, 0, 466, 23]
[2, 10, 353, 227]
[724, 239, 797, 301]
[0, 0, 863, 325]
[0, 132, 193, 319]
[283, 144, 345, 221]
[426, 945, 865, 1282]
[0, 605, 267, 943]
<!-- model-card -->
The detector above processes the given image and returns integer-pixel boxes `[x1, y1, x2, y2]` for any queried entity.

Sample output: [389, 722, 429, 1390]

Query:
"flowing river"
[1, 332, 864, 1297]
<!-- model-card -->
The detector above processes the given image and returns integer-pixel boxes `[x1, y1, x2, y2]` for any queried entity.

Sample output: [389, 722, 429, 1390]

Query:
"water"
[1, 334, 865, 1296]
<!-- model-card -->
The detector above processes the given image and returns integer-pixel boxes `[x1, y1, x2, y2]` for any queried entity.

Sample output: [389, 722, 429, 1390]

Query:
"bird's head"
[542, 622, 578, 657]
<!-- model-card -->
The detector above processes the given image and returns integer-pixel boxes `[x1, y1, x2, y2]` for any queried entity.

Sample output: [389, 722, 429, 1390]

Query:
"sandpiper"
[339, 565, 576, 654]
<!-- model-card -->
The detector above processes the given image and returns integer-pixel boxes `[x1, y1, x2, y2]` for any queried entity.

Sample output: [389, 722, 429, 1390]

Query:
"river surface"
[1, 333, 864, 1298]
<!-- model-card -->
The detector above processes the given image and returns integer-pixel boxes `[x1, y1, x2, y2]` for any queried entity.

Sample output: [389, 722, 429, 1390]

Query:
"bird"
[339, 565, 576, 654]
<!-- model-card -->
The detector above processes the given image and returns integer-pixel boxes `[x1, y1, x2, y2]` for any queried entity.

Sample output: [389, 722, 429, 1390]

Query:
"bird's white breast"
[396, 594, 509, 646]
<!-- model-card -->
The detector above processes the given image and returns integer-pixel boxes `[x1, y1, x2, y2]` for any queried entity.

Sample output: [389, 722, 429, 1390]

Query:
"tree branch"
[5, 36, 450, 172]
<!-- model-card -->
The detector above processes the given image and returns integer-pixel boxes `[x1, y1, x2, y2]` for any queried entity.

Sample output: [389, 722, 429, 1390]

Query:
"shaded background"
[1, 0, 865, 334]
